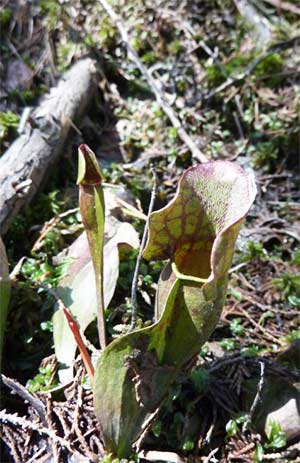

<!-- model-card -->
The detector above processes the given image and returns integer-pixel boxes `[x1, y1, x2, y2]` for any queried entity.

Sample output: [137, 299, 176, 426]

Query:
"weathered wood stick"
[233, 0, 273, 45]
[0, 58, 99, 234]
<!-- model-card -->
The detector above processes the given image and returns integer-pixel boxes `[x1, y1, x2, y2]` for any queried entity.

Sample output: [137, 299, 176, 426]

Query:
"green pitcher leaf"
[94, 161, 256, 457]
[77, 144, 107, 350]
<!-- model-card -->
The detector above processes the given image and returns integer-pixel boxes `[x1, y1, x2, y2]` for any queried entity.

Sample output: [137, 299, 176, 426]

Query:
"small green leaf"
[219, 338, 236, 350]
[266, 419, 287, 449]
[241, 344, 263, 357]
[230, 288, 243, 302]
[200, 343, 209, 358]
[288, 295, 300, 307]
[151, 421, 162, 437]
[40, 321, 53, 332]
[258, 310, 275, 326]
[226, 419, 238, 437]
[225, 414, 249, 437]
[26, 364, 57, 393]
[182, 440, 194, 451]
[230, 318, 245, 336]
[254, 443, 264, 462]
[235, 413, 249, 424]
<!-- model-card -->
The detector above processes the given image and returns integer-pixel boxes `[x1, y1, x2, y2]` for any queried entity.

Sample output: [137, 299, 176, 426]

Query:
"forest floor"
[0, 0, 299, 462]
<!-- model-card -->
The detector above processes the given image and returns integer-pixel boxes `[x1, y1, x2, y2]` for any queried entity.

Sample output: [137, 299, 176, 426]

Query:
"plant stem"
[43, 283, 95, 381]
[59, 301, 95, 382]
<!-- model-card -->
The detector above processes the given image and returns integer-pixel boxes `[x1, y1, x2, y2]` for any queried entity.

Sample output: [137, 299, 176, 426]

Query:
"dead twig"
[203, 447, 219, 463]
[248, 361, 265, 419]
[97, 0, 208, 163]
[1, 374, 47, 426]
[262, 0, 300, 15]
[238, 306, 281, 343]
[0, 425, 23, 463]
[242, 361, 265, 432]
[26, 445, 48, 463]
[130, 165, 157, 330]
[71, 385, 98, 462]
[53, 407, 71, 438]
[0, 410, 79, 455]
[262, 441, 300, 460]
[46, 397, 60, 463]
[230, 441, 255, 458]
[204, 402, 217, 445]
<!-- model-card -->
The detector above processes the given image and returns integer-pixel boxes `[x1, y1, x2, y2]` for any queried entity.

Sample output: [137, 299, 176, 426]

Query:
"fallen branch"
[0, 58, 99, 234]
[262, 0, 300, 15]
[232, 0, 273, 44]
[97, 0, 208, 164]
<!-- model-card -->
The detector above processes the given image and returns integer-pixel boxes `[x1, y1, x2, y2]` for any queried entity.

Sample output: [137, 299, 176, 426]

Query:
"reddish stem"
[60, 301, 95, 382]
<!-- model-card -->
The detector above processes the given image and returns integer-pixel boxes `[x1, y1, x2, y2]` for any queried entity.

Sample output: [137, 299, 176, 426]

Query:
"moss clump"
[0, 111, 19, 148]
[254, 53, 284, 78]
[206, 55, 249, 87]
[0, 7, 12, 26]
[251, 141, 279, 173]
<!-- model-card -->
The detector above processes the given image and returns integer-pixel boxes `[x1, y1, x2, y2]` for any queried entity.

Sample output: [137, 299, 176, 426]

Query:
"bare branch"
[130, 166, 157, 330]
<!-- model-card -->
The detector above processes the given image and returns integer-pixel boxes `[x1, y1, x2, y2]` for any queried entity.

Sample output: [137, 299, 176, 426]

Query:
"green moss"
[176, 79, 187, 95]
[168, 39, 184, 55]
[250, 141, 279, 173]
[206, 64, 226, 86]
[57, 41, 76, 71]
[97, 17, 118, 49]
[0, 111, 19, 144]
[206, 53, 283, 89]
[141, 50, 157, 65]
[206, 55, 249, 87]
[0, 7, 12, 26]
[240, 240, 268, 262]
[254, 53, 284, 84]
[273, 272, 300, 301]
[38, 0, 62, 28]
